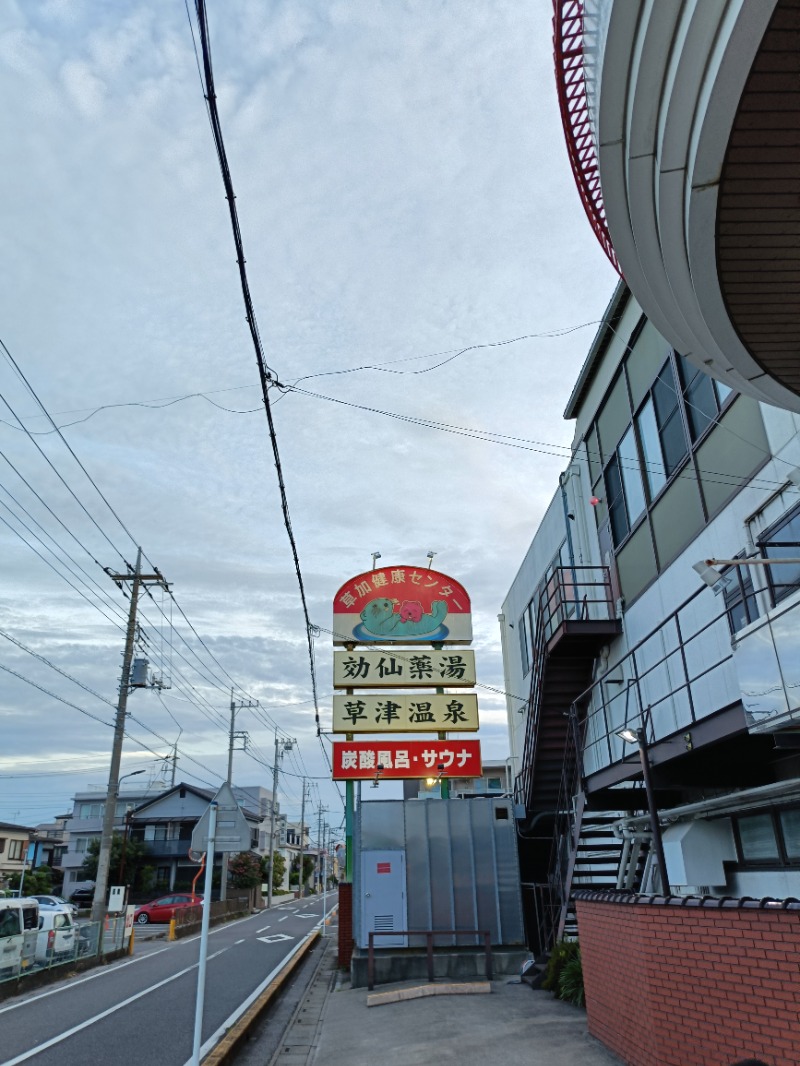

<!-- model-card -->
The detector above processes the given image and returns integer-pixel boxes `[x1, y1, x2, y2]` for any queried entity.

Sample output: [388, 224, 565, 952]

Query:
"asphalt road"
[0, 893, 338, 1066]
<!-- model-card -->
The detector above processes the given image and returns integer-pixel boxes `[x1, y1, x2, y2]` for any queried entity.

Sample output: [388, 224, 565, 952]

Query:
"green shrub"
[542, 938, 584, 1007]
[558, 950, 585, 1007]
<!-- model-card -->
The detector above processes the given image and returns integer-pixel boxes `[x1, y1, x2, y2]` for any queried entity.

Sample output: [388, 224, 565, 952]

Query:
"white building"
[503, 281, 800, 956]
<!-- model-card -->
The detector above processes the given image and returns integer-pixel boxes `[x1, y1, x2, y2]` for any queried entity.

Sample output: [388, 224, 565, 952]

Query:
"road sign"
[333, 692, 479, 733]
[332, 739, 481, 780]
[191, 782, 252, 854]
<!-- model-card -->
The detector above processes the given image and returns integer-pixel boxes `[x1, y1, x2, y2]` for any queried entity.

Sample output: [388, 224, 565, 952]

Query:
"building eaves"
[563, 280, 630, 421]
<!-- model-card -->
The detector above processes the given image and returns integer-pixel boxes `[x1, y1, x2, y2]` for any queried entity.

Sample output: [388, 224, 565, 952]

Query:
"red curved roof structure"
[553, 0, 621, 276]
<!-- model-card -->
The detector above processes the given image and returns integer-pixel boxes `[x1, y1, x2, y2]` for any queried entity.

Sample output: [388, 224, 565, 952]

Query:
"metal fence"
[0, 916, 128, 985]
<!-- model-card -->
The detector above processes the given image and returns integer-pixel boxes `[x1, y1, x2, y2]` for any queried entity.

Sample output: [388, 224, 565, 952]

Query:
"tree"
[9, 865, 53, 895]
[270, 852, 286, 892]
[228, 850, 262, 890]
[289, 855, 315, 888]
[82, 833, 151, 890]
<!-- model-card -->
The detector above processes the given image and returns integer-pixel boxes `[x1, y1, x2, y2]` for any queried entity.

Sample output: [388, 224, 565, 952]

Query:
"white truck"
[0, 898, 39, 978]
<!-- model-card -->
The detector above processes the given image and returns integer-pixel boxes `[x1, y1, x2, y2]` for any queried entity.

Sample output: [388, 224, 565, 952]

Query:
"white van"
[0, 898, 39, 977]
[35, 907, 76, 965]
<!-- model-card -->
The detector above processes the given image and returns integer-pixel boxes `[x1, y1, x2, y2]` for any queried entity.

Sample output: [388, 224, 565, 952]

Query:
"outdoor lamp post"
[617, 720, 669, 893]
[116, 768, 146, 886]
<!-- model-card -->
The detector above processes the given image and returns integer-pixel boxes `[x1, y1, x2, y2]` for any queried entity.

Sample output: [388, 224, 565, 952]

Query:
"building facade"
[554, 0, 800, 411]
[503, 283, 800, 956]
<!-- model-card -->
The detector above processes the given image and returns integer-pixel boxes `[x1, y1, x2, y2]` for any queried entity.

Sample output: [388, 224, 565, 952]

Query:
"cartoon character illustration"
[398, 600, 423, 623]
[360, 597, 447, 638]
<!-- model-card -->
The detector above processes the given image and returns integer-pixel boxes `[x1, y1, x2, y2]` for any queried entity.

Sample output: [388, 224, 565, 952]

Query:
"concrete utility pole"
[316, 804, 328, 892]
[267, 733, 293, 910]
[297, 779, 307, 899]
[92, 548, 169, 925]
[220, 689, 256, 901]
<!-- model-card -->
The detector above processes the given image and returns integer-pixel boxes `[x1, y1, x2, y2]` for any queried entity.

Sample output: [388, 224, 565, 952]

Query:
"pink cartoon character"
[398, 600, 424, 623]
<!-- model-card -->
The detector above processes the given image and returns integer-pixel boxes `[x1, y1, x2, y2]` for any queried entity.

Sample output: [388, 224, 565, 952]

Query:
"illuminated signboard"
[332, 739, 481, 780]
[332, 566, 472, 645]
[332, 693, 479, 733]
[333, 648, 476, 689]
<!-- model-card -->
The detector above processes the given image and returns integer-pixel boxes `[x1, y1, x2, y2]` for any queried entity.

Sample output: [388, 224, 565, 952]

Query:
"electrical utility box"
[360, 850, 407, 948]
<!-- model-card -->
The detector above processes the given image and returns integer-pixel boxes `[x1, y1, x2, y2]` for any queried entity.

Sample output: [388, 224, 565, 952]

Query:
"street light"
[616, 716, 669, 894]
[116, 769, 147, 886]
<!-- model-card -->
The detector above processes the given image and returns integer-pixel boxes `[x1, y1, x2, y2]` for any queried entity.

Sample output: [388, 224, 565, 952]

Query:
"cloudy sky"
[0, 0, 615, 839]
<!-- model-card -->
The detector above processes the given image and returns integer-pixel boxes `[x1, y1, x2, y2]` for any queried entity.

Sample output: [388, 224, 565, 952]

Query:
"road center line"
[256, 925, 271, 932]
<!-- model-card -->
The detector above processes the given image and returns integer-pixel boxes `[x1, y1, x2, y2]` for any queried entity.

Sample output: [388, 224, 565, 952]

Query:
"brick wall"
[575, 892, 800, 1066]
[338, 882, 353, 970]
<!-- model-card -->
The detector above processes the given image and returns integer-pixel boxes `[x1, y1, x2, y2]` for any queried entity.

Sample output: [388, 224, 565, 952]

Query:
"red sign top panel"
[332, 566, 472, 645]
[332, 739, 481, 780]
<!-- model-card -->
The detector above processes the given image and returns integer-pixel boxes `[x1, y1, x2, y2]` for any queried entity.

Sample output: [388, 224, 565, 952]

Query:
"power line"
[190, 0, 321, 739]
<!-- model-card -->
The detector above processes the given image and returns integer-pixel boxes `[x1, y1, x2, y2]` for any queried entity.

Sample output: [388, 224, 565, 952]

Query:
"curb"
[202, 930, 321, 1066]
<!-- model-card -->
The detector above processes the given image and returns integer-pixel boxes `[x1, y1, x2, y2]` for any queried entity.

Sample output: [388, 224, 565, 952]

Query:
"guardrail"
[0, 917, 128, 986]
[367, 929, 493, 991]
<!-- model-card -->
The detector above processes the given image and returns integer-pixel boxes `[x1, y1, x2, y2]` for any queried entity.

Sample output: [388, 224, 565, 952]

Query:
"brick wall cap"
[573, 889, 800, 910]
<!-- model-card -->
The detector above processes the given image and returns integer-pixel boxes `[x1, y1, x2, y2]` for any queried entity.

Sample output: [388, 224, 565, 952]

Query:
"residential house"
[60, 782, 168, 894]
[0, 822, 34, 888]
[127, 782, 266, 893]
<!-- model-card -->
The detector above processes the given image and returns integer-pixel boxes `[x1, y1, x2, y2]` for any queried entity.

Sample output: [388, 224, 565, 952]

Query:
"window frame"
[732, 806, 800, 868]
[757, 501, 800, 607]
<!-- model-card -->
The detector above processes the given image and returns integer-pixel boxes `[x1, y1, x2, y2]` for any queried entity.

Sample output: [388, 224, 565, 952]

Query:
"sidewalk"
[268, 928, 622, 1066]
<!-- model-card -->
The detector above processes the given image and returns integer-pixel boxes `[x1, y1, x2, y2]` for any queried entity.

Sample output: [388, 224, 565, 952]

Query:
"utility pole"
[267, 733, 293, 910]
[92, 548, 168, 925]
[220, 688, 257, 901]
[316, 804, 328, 892]
[297, 779, 307, 899]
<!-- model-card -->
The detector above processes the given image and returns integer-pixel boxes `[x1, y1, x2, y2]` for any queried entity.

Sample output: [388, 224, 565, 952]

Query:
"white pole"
[321, 851, 327, 938]
[191, 801, 217, 1066]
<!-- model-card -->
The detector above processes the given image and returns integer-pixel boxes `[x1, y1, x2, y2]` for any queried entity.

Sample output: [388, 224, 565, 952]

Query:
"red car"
[134, 894, 202, 924]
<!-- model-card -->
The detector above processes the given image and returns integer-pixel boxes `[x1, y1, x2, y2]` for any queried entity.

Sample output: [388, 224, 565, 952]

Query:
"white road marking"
[295, 912, 318, 918]
[235, 939, 245, 945]
[256, 925, 271, 933]
[257, 933, 294, 944]
[0, 945, 172, 1015]
[278, 915, 289, 922]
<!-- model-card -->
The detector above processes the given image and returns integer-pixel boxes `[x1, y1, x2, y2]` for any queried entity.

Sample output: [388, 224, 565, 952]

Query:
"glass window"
[760, 504, 800, 604]
[604, 454, 629, 546]
[518, 610, 531, 676]
[738, 814, 780, 862]
[779, 810, 800, 861]
[618, 425, 646, 523]
[636, 397, 666, 499]
[724, 566, 759, 634]
[677, 354, 720, 442]
[715, 379, 733, 406]
[8, 840, 24, 860]
[487, 777, 502, 790]
[652, 363, 689, 476]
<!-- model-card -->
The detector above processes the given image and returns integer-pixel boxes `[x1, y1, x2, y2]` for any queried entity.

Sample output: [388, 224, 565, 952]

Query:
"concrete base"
[350, 946, 529, 989]
[367, 981, 491, 1007]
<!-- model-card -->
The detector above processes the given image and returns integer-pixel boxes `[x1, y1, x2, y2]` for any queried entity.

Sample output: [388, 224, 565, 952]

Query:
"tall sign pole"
[191, 801, 217, 1066]
[92, 549, 169, 925]
[267, 733, 292, 909]
[297, 780, 307, 898]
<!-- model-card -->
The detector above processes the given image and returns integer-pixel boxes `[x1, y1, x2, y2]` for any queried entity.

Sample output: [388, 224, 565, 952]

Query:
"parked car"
[134, 894, 202, 924]
[68, 886, 95, 905]
[31, 895, 77, 916]
[35, 908, 77, 965]
[0, 898, 39, 976]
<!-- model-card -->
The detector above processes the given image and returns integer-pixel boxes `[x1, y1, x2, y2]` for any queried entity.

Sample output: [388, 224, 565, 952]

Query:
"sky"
[0, 0, 616, 840]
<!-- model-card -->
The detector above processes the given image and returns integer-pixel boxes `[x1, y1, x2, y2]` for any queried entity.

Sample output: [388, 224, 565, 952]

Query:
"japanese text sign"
[333, 565, 472, 645]
[332, 739, 481, 780]
[333, 693, 479, 733]
[333, 648, 476, 689]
